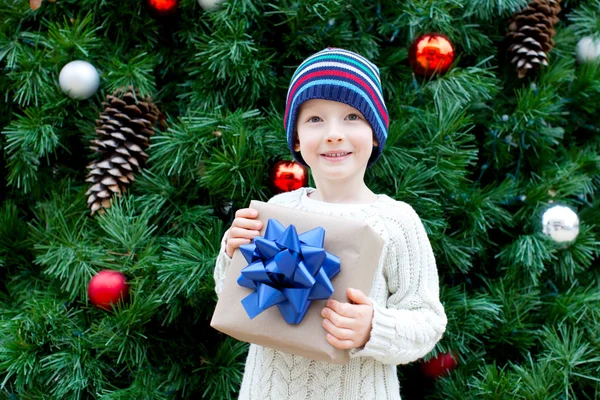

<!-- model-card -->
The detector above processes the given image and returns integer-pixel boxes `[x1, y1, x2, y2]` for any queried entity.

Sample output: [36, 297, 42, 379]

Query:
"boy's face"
[294, 99, 377, 182]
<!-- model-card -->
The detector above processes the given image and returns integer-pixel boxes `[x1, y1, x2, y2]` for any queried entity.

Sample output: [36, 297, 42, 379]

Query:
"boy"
[214, 47, 447, 400]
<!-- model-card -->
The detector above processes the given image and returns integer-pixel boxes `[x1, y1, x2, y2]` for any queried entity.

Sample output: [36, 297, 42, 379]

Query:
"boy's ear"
[373, 134, 379, 147]
[293, 134, 301, 151]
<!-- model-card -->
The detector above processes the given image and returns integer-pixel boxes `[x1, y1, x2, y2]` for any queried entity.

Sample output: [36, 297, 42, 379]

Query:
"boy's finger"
[321, 307, 354, 328]
[347, 288, 372, 306]
[229, 227, 261, 239]
[235, 208, 258, 218]
[232, 218, 263, 230]
[226, 237, 252, 251]
[325, 333, 355, 350]
[326, 299, 357, 318]
[322, 318, 354, 340]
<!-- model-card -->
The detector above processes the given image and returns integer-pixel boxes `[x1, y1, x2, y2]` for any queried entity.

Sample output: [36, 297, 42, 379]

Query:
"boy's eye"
[309, 116, 322, 123]
[347, 114, 360, 121]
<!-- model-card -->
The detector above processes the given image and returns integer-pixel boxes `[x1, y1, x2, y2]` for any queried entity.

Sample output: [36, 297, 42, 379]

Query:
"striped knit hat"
[284, 47, 389, 167]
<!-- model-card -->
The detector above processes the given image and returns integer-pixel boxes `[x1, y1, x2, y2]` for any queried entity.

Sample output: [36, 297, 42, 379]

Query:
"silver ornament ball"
[542, 204, 580, 243]
[59, 60, 100, 100]
[198, 0, 224, 10]
[576, 36, 600, 64]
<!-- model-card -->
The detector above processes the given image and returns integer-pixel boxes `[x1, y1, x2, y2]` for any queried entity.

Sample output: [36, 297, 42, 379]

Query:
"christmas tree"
[1, 0, 600, 398]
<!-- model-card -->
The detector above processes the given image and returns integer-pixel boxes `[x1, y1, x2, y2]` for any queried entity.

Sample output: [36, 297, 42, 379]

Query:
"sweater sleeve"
[213, 228, 232, 298]
[349, 202, 447, 365]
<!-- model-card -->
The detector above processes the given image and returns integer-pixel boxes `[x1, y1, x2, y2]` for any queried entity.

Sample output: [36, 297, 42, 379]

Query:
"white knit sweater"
[213, 187, 447, 400]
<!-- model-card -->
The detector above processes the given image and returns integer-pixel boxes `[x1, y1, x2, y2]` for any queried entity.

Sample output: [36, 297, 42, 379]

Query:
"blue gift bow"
[237, 218, 341, 324]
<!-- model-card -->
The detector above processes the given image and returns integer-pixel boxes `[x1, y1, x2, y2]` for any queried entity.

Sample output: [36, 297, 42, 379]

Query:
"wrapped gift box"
[210, 200, 383, 364]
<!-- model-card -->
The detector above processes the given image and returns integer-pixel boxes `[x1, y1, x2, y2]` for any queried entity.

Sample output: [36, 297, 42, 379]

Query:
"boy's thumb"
[347, 288, 372, 306]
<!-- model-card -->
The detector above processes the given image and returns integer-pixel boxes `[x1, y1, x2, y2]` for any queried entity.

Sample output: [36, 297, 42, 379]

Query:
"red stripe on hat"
[284, 69, 388, 128]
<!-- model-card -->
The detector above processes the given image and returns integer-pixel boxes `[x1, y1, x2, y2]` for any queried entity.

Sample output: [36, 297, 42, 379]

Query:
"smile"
[320, 152, 352, 162]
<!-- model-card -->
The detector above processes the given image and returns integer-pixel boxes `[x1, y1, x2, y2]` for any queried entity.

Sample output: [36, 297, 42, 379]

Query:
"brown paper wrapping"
[210, 200, 383, 364]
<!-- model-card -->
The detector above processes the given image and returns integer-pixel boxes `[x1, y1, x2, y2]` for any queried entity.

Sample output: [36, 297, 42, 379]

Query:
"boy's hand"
[321, 288, 374, 350]
[226, 208, 262, 258]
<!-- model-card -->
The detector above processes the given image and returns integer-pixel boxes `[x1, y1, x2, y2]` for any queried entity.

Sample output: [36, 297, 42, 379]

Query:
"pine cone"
[506, 0, 561, 78]
[85, 87, 162, 214]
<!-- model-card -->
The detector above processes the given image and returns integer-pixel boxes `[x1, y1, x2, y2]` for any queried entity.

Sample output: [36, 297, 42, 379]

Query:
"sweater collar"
[298, 187, 387, 213]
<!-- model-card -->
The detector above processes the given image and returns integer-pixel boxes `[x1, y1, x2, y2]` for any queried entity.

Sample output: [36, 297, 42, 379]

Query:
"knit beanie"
[284, 47, 389, 167]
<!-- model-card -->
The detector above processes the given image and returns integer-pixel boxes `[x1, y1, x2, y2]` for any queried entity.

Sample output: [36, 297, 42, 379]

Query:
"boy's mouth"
[320, 151, 352, 162]
[321, 152, 351, 157]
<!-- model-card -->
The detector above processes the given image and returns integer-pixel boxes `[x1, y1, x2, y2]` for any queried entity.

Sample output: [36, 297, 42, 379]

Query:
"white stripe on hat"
[286, 48, 382, 99]
[296, 48, 380, 83]
[289, 60, 384, 103]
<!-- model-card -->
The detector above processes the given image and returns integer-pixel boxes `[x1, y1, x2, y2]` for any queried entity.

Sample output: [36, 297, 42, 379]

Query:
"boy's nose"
[324, 124, 344, 142]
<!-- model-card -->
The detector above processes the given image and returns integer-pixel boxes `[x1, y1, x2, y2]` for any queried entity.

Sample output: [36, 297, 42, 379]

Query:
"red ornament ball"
[421, 352, 458, 378]
[409, 33, 455, 76]
[147, 0, 178, 16]
[270, 160, 308, 193]
[88, 270, 129, 310]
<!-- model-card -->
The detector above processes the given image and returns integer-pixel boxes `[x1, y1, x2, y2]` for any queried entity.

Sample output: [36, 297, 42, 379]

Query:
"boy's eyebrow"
[298, 108, 318, 116]
[299, 104, 317, 112]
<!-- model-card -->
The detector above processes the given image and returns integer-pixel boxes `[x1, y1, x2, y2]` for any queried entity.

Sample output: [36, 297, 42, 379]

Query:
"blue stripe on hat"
[291, 60, 384, 101]
[287, 79, 387, 136]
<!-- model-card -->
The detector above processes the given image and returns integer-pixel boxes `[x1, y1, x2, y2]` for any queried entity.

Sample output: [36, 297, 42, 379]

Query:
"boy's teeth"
[324, 152, 348, 157]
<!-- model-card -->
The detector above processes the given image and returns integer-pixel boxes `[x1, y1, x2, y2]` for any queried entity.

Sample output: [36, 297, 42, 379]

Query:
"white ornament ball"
[59, 60, 100, 100]
[198, 0, 224, 11]
[576, 36, 600, 64]
[542, 205, 580, 244]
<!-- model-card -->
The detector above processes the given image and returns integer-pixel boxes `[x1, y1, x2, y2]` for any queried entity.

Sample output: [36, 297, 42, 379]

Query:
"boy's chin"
[312, 166, 366, 181]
